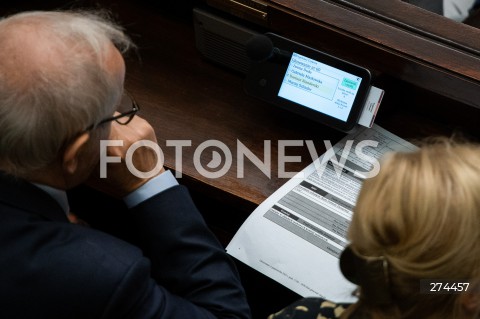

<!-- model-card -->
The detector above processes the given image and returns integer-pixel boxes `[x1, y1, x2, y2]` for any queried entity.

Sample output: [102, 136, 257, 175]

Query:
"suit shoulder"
[0, 220, 149, 318]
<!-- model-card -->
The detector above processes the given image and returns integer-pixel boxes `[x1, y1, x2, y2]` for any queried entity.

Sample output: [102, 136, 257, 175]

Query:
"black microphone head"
[246, 34, 274, 62]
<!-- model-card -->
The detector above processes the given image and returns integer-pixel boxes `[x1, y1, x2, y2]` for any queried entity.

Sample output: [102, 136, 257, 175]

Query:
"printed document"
[226, 124, 417, 302]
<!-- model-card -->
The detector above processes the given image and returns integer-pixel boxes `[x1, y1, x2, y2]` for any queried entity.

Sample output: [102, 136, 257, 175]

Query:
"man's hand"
[87, 115, 165, 198]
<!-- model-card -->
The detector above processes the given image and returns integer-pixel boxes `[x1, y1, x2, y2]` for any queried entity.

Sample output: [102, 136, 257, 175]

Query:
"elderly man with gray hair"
[0, 10, 251, 319]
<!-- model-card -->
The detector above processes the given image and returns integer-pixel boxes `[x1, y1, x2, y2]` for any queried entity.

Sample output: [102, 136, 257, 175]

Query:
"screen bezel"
[244, 33, 372, 132]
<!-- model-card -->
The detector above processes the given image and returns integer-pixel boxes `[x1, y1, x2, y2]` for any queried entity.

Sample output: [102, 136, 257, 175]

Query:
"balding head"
[0, 11, 133, 176]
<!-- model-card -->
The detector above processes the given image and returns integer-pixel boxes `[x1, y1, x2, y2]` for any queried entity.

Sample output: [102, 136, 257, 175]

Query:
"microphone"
[246, 34, 292, 63]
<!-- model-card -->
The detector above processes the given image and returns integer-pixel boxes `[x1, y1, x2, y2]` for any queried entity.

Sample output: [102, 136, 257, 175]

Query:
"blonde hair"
[345, 138, 480, 319]
[0, 10, 134, 176]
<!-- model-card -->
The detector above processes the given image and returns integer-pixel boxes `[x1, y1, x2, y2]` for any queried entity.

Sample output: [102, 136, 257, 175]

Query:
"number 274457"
[420, 280, 470, 294]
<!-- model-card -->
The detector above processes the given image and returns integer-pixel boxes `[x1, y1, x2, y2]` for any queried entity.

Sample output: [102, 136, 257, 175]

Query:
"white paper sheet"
[226, 124, 418, 302]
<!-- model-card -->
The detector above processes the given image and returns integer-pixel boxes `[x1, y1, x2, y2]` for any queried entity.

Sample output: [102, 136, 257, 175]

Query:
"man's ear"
[62, 132, 90, 174]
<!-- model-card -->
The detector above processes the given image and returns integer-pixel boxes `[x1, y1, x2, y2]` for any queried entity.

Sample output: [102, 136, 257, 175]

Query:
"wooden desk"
[112, 0, 480, 213]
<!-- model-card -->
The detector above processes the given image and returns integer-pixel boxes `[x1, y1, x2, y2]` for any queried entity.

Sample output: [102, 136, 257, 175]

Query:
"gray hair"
[0, 10, 134, 176]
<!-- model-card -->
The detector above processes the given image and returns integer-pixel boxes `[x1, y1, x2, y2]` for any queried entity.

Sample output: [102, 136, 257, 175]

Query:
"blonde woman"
[269, 138, 480, 319]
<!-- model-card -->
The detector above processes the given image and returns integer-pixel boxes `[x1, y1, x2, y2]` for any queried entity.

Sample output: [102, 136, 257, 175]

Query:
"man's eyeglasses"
[86, 91, 139, 131]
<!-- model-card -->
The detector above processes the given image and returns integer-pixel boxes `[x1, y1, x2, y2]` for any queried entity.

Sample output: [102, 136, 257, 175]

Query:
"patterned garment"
[268, 297, 351, 319]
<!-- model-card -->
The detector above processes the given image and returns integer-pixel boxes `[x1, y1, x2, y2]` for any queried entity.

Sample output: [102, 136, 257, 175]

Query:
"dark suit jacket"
[0, 172, 251, 319]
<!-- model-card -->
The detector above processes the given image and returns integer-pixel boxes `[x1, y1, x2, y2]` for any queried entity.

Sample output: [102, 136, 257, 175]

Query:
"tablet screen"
[278, 52, 363, 122]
